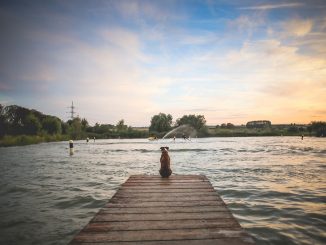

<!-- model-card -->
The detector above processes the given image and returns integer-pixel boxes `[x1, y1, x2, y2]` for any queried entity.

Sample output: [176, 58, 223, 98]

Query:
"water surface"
[0, 137, 325, 244]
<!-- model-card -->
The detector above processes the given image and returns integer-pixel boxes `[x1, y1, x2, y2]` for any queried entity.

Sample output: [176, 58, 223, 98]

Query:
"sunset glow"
[0, 0, 325, 125]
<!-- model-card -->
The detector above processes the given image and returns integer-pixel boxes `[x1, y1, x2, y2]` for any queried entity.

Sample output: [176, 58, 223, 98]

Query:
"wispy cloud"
[283, 19, 313, 37]
[239, 2, 304, 10]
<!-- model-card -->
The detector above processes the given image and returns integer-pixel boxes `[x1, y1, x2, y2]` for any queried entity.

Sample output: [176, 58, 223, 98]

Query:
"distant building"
[246, 120, 271, 128]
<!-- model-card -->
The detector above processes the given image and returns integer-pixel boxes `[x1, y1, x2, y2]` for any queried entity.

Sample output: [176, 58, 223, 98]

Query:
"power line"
[67, 101, 76, 120]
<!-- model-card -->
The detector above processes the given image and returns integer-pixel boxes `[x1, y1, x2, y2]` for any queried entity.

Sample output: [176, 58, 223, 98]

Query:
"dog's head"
[160, 146, 169, 153]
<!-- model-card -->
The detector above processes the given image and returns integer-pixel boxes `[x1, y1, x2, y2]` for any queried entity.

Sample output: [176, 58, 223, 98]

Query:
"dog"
[159, 146, 172, 178]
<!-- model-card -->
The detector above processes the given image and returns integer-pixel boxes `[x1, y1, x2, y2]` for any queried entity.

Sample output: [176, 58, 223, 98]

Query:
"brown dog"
[159, 146, 172, 178]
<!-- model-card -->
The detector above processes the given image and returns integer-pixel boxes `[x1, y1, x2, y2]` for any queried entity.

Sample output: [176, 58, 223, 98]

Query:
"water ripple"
[0, 137, 325, 245]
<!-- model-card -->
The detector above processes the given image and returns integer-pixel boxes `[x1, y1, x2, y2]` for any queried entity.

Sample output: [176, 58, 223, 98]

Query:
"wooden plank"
[84, 219, 240, 232]
[118, 188, 215, 193]
[121, 183, 211, 187]
[125, 179, 209, 182]
[70, 238, 254, 245]
[92, 212, 233, 222]
[70, 239, 254, 245]
[128, 175, 207, 180]
[114, 192, 220, 199]
[100, 205, 228, 214]
[114, 191, 218, 196]
[105, 200, 225, 208]
[72, 228, 251, 242]
[69, 175, 255, 245]
[123, 179, 209, 184]
[110, 195, 221, 203]
[120, 185, 212, 189]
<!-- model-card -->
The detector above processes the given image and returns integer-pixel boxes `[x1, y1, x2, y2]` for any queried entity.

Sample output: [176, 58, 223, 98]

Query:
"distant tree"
[176, 115, 206, 130]
[81, 118, 89, 130]
[220, 123, 227, 128]
[246, 120, 271, 128]
[61, 121, 70, 135]
[310, 121, 326, 137]
[42, 116, 62, 135]
[287, 125, 299, 133]
[116, 119, 128, 132]
[226, 123, 235, 129]
[24, 113, 41, 135]
[90, 123, 115, 134]
[93, 122, 100, 133]
[0, 104, 7, 137]
[68, 117, 82, 139]
[4, 105, 30, 135]
[298, 127, 305, 132]
[149, 113, 173, 132]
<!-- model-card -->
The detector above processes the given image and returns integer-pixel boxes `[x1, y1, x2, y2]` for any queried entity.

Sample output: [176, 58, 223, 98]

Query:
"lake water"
[0, 137, 325, 245]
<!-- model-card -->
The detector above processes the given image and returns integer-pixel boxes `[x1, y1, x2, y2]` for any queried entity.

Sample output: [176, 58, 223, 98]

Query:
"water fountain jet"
[162, 124, 197, 139]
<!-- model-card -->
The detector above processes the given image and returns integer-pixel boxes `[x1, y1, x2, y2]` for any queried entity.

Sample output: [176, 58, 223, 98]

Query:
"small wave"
[54, 195, 106, 209]
[96, 141, 147, 146]
[132, 149, 153, 153]
[104, 149, 128, 153]
[314, 149, 326, 154]
[2, 185, 30, 194]
[286, 146, 325, 155]
[303, 147, 314, 151]
[220, 148, 235, 152]
[220, 189, 257, 199]
[1, 216, 45, 229]
[170, 148, 213, 152]
[85, 181, 103, 187]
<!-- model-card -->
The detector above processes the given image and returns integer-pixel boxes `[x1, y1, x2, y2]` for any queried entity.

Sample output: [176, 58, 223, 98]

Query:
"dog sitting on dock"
[159, 147, 172, 178]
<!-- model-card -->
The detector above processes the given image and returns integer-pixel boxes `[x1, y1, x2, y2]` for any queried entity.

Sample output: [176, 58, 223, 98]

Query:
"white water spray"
[162, 124, 197, 139]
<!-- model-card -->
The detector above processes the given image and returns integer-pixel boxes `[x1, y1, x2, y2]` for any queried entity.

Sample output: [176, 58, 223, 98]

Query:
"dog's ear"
[160, 147, 164, 150]
[166, 147, 169, 150]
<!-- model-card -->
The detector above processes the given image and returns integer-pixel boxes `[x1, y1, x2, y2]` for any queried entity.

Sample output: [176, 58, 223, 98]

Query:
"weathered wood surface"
[70, 175, 255, 245]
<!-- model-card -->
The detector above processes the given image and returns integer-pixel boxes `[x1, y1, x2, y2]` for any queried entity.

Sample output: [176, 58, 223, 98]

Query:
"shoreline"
[0, 133, 318, 147]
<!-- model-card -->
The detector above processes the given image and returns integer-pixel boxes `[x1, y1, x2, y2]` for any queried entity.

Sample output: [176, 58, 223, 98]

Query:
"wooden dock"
[70, 175, 255, 245]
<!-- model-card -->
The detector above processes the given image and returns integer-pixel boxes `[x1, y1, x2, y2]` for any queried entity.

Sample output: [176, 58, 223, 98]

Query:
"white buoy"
[69, 140, 74, 155]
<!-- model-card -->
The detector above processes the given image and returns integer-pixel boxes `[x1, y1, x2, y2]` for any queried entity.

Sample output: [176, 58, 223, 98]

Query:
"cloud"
[100, 28, 148, 61]
[223, 40, 326, 123]
[228, 15, 264, 31]
[266, 16, 326, 57]
[183, 33, 326, 124]
[283, 19, 313, 37]
[112, 0, 182, 25]
[239, 2, 304, 10]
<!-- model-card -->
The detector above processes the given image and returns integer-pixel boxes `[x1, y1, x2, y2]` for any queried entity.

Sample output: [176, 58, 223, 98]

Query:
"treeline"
[1, 105, 325, 147]
[85, 119, 147, 139]
[0, 105, 62, 136]
[0, 105, 147, 146]
[149, 113, 208, 137]
[212, 121, 326, 137]
[148, 113, 326, 138]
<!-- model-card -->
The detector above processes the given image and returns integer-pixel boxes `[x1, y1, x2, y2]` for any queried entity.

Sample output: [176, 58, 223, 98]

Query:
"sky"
[0, 0, 325, 126]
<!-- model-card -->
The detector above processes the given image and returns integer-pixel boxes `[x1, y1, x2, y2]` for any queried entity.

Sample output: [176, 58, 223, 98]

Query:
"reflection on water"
[0, 137, 325, 245]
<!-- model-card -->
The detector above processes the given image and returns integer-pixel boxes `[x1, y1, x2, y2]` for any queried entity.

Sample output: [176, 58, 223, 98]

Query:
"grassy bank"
[0, 134, 70, 147]
[0, 126, 320, 147]
[207, 127, 306, 137]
